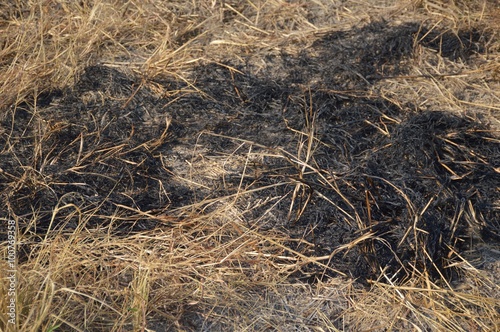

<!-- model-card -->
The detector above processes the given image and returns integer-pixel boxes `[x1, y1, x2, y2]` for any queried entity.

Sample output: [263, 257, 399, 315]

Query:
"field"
[1, 0, 499, 331]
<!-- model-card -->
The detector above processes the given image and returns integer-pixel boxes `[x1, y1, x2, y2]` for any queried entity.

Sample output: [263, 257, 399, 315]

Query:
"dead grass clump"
[0, 0, 224, 111]
[343, 268, 499, 331]
[2, 205, 319, 330]
[379, 0, 500, 120]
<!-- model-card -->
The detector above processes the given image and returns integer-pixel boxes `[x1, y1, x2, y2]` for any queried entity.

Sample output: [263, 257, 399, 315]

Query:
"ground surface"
[1, 1, 499, 331]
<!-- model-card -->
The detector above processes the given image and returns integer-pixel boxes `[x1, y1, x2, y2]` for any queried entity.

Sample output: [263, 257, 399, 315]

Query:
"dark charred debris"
[1, 21, 498, 283]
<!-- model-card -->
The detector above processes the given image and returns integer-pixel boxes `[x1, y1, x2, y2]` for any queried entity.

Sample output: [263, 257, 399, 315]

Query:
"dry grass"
[1, 0, 499, 331]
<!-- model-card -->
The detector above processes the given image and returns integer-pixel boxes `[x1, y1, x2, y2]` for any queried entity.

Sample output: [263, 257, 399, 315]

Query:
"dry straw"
[1, 0, 499, 331]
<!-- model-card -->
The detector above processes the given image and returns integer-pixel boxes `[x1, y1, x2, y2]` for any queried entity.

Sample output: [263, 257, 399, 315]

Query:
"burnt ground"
[1, 18, 499, 328]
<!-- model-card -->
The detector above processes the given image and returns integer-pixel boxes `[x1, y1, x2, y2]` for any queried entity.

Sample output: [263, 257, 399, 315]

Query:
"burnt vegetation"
[2, 21, 498, 282]
[1, 1, 500, 330]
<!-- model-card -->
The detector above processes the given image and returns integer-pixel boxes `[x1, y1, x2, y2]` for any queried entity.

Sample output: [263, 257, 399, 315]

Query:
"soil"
[1, 17, 499, 330]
